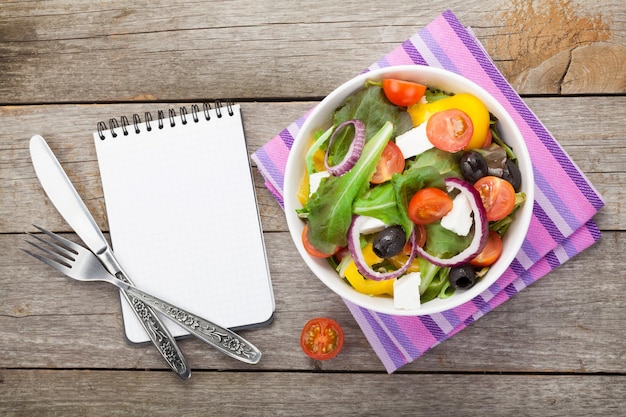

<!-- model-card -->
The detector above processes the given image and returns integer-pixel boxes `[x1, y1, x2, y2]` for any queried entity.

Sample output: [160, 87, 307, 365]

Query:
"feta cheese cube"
[440, 193, 473, 236]
[309, 171, 330, 195]
[393, 272, 422, 310]
[357, 216, 387, 235]
[395, 123, 434, 159]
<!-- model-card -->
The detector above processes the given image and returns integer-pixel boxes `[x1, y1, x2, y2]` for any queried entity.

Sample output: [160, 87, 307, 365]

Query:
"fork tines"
[22, 225, 79, 270]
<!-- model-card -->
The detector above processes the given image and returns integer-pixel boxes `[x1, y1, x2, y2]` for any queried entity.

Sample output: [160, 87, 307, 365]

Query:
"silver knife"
[29, 134, 191, 380]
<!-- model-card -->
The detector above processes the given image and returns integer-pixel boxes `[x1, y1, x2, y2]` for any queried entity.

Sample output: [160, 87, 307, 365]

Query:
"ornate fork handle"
[116, 272, 191, 379]
[123, 285, 262, 364]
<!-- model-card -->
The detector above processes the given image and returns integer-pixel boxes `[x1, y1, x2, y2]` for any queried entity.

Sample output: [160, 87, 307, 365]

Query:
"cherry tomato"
[301, 224, 337, 258]
[408, 93, 490, 149]
[408, 188, 453, 225]
[370, 141, 405, 184]
[470, 231, 503, 267]
[300, 317, 344, 360]
[382, 79, 427, 107]
[474, 176, 516, 221]
[426, 108, 474, 152]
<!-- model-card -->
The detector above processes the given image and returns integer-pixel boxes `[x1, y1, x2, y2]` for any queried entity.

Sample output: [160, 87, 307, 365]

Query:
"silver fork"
[23, 225, 262, 365]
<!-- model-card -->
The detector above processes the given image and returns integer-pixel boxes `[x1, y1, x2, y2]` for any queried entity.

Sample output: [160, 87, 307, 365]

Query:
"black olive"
[459, 151, 488, 184]
[372, 225, 406, 258]
[502, 158, 522, 192]
[448, 265, 477, 290]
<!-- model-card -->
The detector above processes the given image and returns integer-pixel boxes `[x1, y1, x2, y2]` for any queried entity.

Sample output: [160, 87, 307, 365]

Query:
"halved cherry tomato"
[470, 231, 503, 267]
[300, 317, 344, 360]
[426, 108, 474, 152]
[408, 188, 453, 225]
[408, 93, 490, 149]
[370, 141, 405, 184]
[301, 224, 338, 258]
[474, 176, 516, 221]
[382, 79, 427, 107]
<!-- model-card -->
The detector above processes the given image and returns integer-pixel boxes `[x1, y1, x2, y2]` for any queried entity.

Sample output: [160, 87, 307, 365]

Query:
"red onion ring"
[348, 215, 417, 281]
[413, 177, 489, 267]
[324, 119, 365, 176]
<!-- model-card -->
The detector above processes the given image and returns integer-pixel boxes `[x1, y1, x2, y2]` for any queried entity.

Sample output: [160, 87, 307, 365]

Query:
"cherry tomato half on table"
[474, 176, 516, 221]
[382, 79, 427, 107]
[408, 187, 453, 225]
[300, 317, 344, 360]
[426, 108, 474, 152]
[370, 141, 405, 184]
[470, 230, 503, 267]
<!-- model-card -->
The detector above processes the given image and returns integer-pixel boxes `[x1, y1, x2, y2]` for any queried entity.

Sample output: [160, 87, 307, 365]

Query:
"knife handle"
[117, 272, 191, 380]
[124, 285, 262, 365]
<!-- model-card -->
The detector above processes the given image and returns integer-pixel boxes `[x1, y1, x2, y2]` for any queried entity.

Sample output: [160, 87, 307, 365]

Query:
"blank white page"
[94, 104, 274, 343]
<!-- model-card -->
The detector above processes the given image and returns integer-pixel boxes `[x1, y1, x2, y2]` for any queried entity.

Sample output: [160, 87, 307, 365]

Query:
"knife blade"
[29, 134, 191, 380]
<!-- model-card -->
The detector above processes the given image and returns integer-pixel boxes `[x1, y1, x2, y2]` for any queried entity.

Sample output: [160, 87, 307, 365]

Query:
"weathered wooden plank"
[2, 230, 624, 373]
[0, 369, 623, 417]
[1, 97, 624, 234]
[0, 0, 623, 103]
[481, 0, 625, 95]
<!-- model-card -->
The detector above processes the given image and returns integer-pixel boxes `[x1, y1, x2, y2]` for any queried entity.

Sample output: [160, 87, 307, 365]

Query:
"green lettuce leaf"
[303, 122, 394, 254]
[424, 221, 475, 259]
[329, 85, 412, 164]
[352, 182, 403, 227]
[407, 147, 463, 179]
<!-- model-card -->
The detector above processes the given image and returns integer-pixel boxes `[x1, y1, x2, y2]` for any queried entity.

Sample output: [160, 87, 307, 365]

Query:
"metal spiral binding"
[96, 100, 235, 140]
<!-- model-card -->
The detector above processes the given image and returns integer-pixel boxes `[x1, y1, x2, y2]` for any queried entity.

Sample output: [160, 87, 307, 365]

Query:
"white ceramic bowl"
[284, 65, 534, 315]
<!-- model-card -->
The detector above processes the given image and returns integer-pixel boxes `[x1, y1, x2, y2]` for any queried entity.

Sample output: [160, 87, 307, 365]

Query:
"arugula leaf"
[407, 147, 463, 179]
[489, 117, 517, 161]
[305, 126, 333, 175]
[424, 88, 452, 103]
[303, 122, 394, 254]
[353, 164, 446, 238]
[417, 257, 451, 301]
[353, 183, 403, 227]
[420, 264, 452, 303]
[424, 221, 475, 258]
[329, 85, 412, 164]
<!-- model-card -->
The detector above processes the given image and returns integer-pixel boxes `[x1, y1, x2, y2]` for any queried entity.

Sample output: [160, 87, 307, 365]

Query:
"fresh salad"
[296, 78, 526, 309]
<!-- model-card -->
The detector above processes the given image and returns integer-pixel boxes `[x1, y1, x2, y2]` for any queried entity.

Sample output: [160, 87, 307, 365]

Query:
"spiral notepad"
[94, 102, 275, 344]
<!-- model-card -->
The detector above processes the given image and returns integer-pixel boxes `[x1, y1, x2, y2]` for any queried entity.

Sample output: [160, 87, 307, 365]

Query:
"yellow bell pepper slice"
[297, 168, 309, 206]
[298, 144, 328, 206]
[343, 243, 394, 296]
[312, 148, 326, 172]
[407, 93, 490, 149]
[344, 261, 395, 296]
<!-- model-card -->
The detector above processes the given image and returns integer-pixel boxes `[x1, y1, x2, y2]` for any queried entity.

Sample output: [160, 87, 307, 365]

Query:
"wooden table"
[1, 1, 624, 415]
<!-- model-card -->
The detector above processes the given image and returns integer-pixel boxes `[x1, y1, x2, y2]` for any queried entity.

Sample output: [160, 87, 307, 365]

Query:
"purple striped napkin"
[251, 10, 604, 372]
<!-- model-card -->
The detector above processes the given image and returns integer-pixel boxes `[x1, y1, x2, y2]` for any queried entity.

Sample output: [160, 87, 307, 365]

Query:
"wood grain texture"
[0, 0, 624, 103]
[1, 370, 624, 417]
[1, 97, 625, 233]
[2, 231, 624, 373]
[0, 0, 624, 415]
